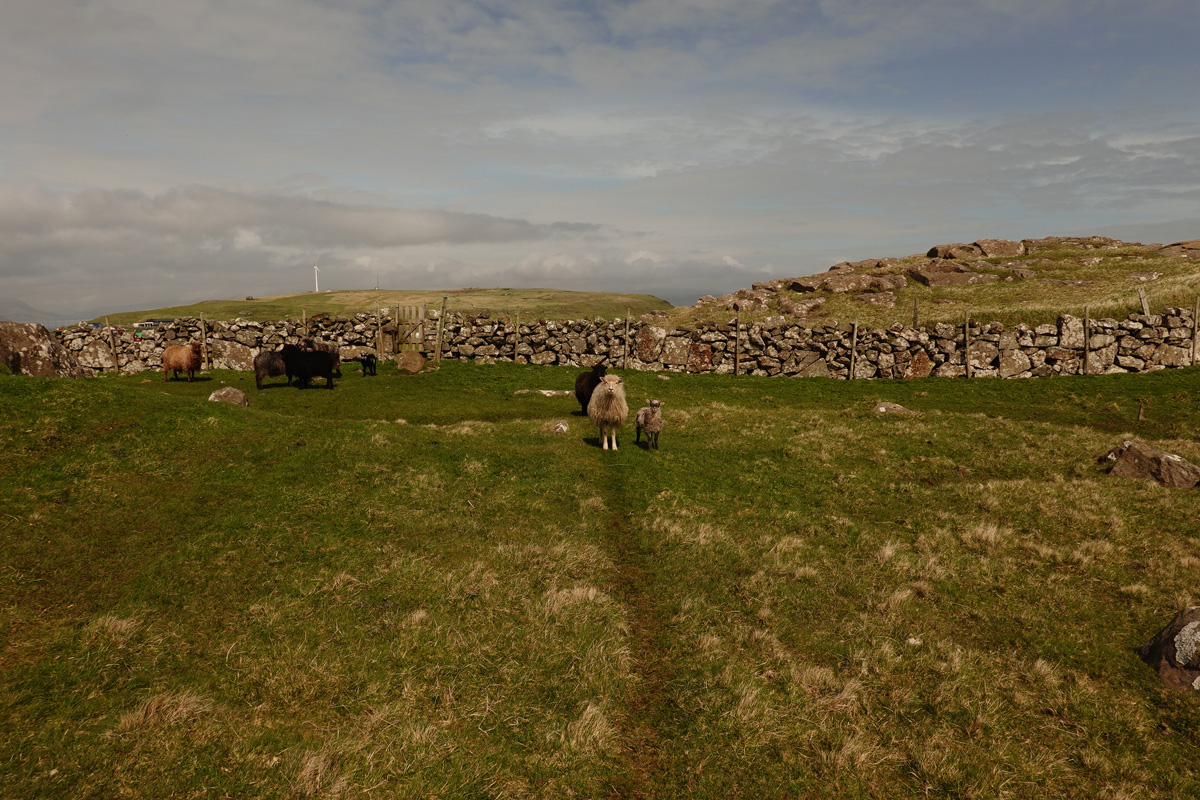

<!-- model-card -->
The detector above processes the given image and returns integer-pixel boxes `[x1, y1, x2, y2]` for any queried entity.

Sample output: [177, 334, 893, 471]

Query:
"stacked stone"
[51, 307, 1198, 380]
[54, 313, 403, 375]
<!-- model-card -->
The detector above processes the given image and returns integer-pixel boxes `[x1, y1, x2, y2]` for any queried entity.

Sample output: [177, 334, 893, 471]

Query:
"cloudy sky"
[3, 0, 1199, 321]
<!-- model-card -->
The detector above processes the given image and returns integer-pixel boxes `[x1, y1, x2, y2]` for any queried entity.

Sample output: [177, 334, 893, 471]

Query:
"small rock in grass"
[208, 387, 248, 406]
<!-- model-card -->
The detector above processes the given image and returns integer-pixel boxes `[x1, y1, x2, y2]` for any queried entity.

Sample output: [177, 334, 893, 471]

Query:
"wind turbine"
[313, 260, 320, 293]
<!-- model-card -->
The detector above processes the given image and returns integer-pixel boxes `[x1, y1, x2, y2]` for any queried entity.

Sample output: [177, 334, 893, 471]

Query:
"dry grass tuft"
[296, 748, 349, 798]
[560, 702, 616, 753]
[83, 614, 142, 648]
[543, 585, 611, 617]
[114, 691, 210, 734]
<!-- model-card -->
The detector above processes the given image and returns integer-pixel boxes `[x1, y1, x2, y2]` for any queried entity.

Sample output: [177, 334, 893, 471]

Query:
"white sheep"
[587, 374, 628, 450]
[635, 399, 663, 450]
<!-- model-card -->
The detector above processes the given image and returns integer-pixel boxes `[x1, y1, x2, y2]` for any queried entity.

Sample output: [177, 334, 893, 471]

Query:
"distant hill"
[0, 298, 66, 329]
[96, 288, 674, 326]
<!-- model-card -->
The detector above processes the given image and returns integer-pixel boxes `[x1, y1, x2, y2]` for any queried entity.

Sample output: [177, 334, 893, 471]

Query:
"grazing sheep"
[302, 337, 342, 378]
[574, 364, 607, 415]
[635, 399, 664, 450]
[587, 373, 628, 450]
[162, 341, 202, 382]
[280, 344, 338, 389]
[253, 350, 290, 390]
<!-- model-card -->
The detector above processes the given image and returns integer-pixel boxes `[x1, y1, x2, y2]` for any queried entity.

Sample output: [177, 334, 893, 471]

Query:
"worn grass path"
[4, 362, 1200, 798]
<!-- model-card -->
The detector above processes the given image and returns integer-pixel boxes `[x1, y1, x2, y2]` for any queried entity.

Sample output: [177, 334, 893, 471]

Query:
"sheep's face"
[648, 399, 663, 409]
[598, 375, 622, 394]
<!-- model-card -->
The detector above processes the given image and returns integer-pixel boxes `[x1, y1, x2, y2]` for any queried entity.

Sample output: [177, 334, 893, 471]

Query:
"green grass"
[95, 288, 673, 327]
[3, 363, 1200, 798]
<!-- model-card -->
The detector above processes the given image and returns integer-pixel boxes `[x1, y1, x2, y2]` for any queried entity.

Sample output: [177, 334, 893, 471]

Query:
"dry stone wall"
[51, 306, 1200, 380]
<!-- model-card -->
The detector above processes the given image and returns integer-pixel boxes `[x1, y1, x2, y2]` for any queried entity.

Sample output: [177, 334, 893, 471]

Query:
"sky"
[2, 0, 1200, 323]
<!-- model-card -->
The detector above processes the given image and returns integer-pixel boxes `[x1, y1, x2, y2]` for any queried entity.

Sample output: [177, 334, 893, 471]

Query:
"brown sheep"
[162, 341, 202, 382]
[587, 373, 628, 450]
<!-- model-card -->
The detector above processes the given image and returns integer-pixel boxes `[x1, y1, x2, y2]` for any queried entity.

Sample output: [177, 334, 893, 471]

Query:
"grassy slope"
[2, 363, 1200, 798]
[676, 241, 1200, 330]
[96, 288, 673, 326]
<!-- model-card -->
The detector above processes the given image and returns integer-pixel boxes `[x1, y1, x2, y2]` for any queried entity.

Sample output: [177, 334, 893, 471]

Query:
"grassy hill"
[96, 288, 673, 326]
[3, 361, 1199, 798]
[673, 236, 1200, 329]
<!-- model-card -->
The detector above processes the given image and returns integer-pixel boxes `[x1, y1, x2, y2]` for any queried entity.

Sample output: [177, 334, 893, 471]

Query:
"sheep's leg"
[599, 425, 608, 449]
[611, 430, 618, 451]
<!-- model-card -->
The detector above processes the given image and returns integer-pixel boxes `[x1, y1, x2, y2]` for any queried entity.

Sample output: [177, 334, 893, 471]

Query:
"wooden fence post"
[849, 321, 859, 380]
[200, 313, 209, 368]
[1138, 287, 1151, 316]
[376, 307, 384, 356]
[623, 309, 630, 370]
[734, 309, 741, 376]
[104, 316, 118, 372]
[913, 297, 919, 328]
[1192, 296, 1199, 367]
[964, 311, 971, 379]
[1083, 305, 1091, 376]
[435, 296, 447, 364]
[513, 311, 520, 361]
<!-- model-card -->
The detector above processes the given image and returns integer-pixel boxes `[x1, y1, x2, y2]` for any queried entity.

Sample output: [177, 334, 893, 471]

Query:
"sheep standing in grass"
[587, 374, 627, 450]
[302, 337, 342, 379]
[635, 399, 663, 450]
[162, 341, 202, 382]
[574, 364, 607, 415]
[253, 350, 289, 390]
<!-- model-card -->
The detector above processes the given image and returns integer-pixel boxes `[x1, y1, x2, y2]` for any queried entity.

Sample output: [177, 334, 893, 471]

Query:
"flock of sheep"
[575, 364, 663, 451]
[164, 338, 663, 450]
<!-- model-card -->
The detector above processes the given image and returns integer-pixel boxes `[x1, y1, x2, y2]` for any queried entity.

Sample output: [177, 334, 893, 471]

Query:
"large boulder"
[395, 351, 427, 374]
[0, 322, 88, 378]
[928, 243, 984, 259]
[974, 239, 1026, 258]
[207, 339, 256, 371]
[635, 326, 667, 362]
[1139, 607, 1200, 692]
[908, 262, 999, 287]
[1102, 440, 1200, 488]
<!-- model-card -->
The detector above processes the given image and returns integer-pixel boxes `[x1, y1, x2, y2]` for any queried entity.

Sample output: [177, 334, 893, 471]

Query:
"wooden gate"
[377, 305, 426, 357]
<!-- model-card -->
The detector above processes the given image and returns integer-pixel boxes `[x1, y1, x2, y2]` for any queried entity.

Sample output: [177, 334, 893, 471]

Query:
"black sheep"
[280, 344, 338, 389]
[357, 353, 377, 376]
[574, 364, 608, 415]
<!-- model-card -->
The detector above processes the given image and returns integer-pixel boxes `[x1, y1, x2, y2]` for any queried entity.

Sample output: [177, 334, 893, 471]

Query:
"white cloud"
[1, 0, 1199, 321]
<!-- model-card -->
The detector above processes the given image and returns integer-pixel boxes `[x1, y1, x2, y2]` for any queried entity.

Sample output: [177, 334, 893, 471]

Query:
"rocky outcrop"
[908, 261, 1000, 287]
[1157, 239, 1200, 260]
[1140, 607, 1200, 692]
[0, 322, 87, 378]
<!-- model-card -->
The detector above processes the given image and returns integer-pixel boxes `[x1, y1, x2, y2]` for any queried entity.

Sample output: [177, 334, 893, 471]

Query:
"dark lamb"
[280, 344, 338, 389]
[574, 364, 608, 415]
[350, 353, 377, 376]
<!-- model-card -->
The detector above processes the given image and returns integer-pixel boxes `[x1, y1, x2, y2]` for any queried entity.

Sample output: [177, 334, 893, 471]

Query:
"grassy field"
[95, 288, 674, 327]
[3, 362, 1200, 798]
